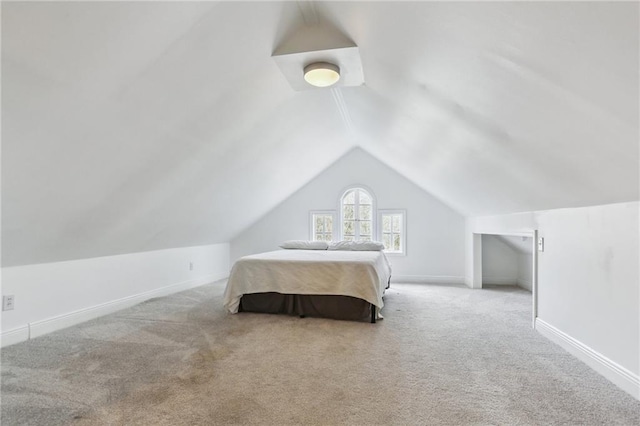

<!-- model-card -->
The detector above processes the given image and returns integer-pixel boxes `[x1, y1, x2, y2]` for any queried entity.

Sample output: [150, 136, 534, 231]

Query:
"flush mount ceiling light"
[272, 24, 363, 91]
[303, 62, 340, 87]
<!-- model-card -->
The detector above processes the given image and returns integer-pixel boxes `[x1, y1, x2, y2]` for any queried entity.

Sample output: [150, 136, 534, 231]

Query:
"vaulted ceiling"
[2, 1, 638, 266]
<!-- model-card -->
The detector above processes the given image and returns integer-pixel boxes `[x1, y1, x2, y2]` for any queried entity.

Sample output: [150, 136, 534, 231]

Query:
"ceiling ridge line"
[331, 88, 354, 136]
[297, 0, 319, 25]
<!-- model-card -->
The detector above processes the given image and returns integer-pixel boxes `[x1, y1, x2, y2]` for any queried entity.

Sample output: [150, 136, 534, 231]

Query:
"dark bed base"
[239, 292, 377, 323]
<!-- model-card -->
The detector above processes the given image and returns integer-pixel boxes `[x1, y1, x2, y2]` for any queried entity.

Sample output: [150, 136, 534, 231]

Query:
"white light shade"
[303, 62, 340, 87]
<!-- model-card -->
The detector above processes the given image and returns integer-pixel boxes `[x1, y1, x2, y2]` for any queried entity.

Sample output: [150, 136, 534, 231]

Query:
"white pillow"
[350, 241, 385, 251]
[327, 241, 354, 251]
[328, 241, 385, 251]
[280, 240, 328, 250]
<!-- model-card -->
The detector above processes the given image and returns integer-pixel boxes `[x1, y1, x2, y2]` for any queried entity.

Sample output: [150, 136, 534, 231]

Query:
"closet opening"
[477, 231, 538, 328]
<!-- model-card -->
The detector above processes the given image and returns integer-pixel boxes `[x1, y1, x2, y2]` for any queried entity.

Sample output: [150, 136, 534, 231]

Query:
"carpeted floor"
[1, 281, 639, 425]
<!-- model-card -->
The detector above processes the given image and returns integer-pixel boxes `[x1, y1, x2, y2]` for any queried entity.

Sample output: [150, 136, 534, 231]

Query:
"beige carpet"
[2, 281, 639, 425]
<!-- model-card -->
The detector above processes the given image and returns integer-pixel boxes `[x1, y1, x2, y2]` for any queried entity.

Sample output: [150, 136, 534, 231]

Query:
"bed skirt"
[239, 292, 374, 322]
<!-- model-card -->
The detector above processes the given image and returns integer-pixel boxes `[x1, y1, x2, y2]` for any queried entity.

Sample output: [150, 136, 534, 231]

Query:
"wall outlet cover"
[3, 295, 15, 311]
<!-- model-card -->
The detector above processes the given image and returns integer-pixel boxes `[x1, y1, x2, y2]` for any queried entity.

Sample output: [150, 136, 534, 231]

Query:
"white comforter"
[223, 249, 392, 314]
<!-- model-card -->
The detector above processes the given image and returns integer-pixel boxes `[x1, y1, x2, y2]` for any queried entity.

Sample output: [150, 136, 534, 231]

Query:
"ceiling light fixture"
[303, 62, 340, 87]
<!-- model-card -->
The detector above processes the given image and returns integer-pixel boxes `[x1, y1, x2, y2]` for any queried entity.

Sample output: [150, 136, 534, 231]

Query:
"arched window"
[340, 187, 374, 241]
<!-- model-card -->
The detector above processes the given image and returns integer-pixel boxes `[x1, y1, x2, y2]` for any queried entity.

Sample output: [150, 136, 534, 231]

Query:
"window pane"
[360, 221, 371, 236]
[380, 212, 405, 253]
[343, 205, 355, 220]
[343, 191, 355, 204]
[382, 215, 391, 232]
[360, 236, 372, 242]
[343, 220, 354, 235]
[343, 235, 355, 242]
[383, 233, 392, 249]
[359, 190, 372, 205]
[359, 205, 371, 220]
[312, 213, 336, 241]
[392, 215, 401, 233]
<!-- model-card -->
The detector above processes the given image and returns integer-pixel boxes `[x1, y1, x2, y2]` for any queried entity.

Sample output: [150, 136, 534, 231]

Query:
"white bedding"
[223, 249, 392, 314]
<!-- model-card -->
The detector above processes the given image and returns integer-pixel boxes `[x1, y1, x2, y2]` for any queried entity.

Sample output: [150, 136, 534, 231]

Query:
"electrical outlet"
[189, 262, 194, 271]
[3, 295, 15, 311]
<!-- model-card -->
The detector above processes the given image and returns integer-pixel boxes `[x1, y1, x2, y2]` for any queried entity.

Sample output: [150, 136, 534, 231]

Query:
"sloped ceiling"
[2, 1, 638, 267]
[495, 236, 533, 256]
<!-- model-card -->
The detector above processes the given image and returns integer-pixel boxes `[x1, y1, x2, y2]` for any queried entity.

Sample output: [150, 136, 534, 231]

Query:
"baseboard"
[0, 326, 30, 347]
[482, 276, 517, 285]
[391, 275, 465, 285]
[535, 318, 639, 400]
[3, 273, 228, 346]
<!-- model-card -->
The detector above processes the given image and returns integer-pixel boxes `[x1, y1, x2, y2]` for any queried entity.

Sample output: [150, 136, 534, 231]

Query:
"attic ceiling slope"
[2, 1, 355, 266]
[323, 1, 639, 215]
[2, 1, 639, 266]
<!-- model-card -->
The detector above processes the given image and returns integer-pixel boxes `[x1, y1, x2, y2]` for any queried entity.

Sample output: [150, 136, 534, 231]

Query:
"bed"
[223, 249, 392, 323]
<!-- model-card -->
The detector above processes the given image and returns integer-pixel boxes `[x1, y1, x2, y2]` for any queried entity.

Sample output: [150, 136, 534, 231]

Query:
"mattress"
[223, 249, 392, 315]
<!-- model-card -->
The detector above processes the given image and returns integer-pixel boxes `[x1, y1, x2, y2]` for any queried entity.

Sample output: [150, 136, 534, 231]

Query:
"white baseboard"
[536, 318, 639, 400]
[0, 326, 30, 347]
[482, 276, 517, 285]
[2, 273, 228, 347]
[391, 275, 465, 285]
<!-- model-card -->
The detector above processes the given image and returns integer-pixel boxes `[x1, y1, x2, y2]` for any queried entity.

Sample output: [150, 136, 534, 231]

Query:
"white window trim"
[377, 209, 407, 256]
[338, 185, 377, 241]
[309, 210, 337, 242]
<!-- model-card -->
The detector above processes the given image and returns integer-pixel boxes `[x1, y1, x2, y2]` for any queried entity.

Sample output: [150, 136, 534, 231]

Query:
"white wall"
[482, 235, 519, 285]
[468, 202, 639, 398]
[500, 235, 533, 291]
[536, 204, 638, 374]
[1, 243, 230, 346]
[231, 148, 466, 282]
[517, 251, 533, 291]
